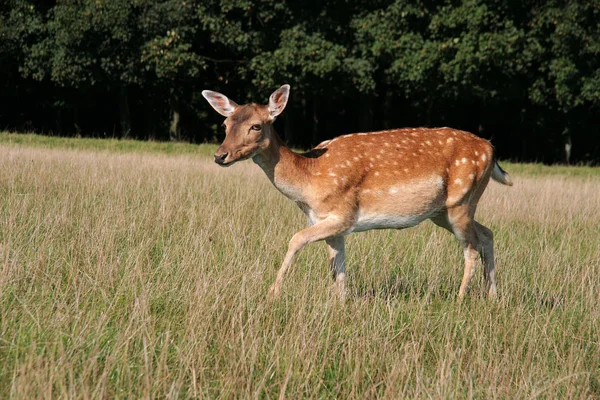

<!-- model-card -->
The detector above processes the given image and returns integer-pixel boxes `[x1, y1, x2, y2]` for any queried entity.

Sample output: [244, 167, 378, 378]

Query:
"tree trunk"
[564, 130, 572, 165]
[119, 86, 132, 139]
[170, 107, 181, 142]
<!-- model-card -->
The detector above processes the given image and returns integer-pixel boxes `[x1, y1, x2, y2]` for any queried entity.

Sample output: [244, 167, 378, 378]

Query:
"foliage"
[0, 0, 599, 163]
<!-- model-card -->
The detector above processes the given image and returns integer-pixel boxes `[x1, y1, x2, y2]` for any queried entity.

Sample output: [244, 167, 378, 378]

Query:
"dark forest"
[1, 0, 598, 163]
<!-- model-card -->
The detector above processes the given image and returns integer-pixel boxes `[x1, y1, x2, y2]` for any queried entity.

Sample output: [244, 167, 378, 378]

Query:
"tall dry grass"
[0, 143, 599, 398]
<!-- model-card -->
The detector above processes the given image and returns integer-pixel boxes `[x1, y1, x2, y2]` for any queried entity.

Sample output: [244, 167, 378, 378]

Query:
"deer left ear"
[201, 90, 239, 117]
[268, 84, 290, 120]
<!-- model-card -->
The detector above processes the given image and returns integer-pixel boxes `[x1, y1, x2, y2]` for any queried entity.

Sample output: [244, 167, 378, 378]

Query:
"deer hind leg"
[474, 221, 497, 298]
[268, 217, 349, 300]
[432, 208, 479, 300]
[326, 236, 346, 301]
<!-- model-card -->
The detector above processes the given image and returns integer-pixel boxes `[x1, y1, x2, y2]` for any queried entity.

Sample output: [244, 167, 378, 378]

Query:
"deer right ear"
[201, 90, 239, 117]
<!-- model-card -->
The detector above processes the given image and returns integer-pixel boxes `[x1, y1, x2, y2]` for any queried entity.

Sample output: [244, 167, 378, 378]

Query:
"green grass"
[0, 132, 599, 398]
[502, 161, 600, 178]
[0, 131, 218, 156]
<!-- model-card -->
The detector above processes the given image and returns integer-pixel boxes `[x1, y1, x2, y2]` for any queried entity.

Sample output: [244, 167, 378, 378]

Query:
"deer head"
[202, 85, 290, 166]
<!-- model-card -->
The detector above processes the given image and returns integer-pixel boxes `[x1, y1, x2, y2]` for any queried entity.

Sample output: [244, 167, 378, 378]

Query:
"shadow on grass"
[351, 276, 459, 302]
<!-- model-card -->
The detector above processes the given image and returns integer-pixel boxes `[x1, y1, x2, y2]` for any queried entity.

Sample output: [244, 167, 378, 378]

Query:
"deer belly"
[352, 210, 434, 232]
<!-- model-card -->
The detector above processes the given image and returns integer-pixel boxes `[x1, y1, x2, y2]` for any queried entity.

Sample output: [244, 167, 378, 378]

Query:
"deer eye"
[250, 124, 262, 131]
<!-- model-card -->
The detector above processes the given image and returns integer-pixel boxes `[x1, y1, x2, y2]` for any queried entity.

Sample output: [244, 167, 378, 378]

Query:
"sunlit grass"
[0, 135, 599, 398]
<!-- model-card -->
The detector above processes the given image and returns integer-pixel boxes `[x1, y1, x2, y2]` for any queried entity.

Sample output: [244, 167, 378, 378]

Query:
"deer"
[202, 84, 513, 301]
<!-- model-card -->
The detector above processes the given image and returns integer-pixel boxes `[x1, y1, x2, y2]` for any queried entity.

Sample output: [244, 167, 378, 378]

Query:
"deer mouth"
[217, 149, 258, 167]
[218, 160, 236, 167]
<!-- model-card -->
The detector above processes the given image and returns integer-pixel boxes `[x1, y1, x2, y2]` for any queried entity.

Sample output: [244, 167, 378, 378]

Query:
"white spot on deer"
[312, 172, 322, 176]
[468, 173, 475, 180]
[384, 142, 390, 147]
[426, 140, 432, 146]
[454, 178, 463, 185]
[404, 168, 409, 173]
[369, 163, 374, 168]
[358, 132, 368, 136]
[393, 161, 398, 165]
[471, 160, 475, 164]
[328, 172, 337, 177]
[325, 153, 330, 158]
[481, 154, 487, 161]
[475, 151, 479, 156]
[462, 187, 469, 194]
[376, 155, 382, 159]
[333, 178, 338, 185]
[390, 187, 398, 194]
[438, 140, 443, 145]
[455, 160, 460, 166]
[362, 189, 371, 194]
[380, 149, 386, 154]
[461, 158, 467, 164]
[374, 172, 380, 176]
[447, 137, 454, 143]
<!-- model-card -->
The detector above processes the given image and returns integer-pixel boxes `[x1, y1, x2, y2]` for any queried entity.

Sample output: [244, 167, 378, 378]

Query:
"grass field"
[1, 132, 599, 398]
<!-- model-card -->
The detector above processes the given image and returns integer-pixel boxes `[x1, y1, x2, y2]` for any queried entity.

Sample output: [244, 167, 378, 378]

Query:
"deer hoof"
[267, 284, 281, 301]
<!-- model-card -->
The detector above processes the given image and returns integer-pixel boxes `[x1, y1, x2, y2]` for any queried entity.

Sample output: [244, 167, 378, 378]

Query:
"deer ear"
[201, 90, 239, 117]
[268, 84, 290, 120]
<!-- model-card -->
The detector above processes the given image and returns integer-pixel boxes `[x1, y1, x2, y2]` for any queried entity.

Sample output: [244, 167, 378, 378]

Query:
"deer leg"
[474, 221, 497, 298]
[326, 236, 346, 301]
[268, 217, 349, 300]
[436, 208, 480, 301]
[452, 216, 480, 301]
[458, 239, 480, 300]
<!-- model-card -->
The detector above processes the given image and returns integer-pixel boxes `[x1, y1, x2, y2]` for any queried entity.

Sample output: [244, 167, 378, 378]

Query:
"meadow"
[0, 132, 599, 398]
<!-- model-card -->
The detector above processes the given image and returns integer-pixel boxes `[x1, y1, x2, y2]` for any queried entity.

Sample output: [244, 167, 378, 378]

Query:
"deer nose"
[214, 152, 228, 165]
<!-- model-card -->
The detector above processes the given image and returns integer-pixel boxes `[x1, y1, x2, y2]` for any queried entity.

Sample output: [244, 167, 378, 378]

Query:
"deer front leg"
[268, 217, 349, 300]
[326, 237, 347, 301]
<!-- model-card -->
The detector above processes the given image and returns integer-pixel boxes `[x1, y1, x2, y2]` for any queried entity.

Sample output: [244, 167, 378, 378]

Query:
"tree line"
[1, 0, 598, 163]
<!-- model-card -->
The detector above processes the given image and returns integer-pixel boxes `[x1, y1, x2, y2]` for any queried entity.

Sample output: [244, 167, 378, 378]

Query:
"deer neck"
[252, 128, 308, 201]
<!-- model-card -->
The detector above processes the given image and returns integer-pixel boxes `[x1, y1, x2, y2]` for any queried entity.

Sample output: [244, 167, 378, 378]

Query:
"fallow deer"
[202, 85, 512, 301]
